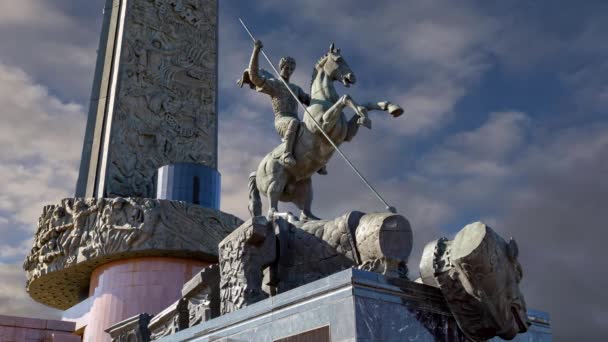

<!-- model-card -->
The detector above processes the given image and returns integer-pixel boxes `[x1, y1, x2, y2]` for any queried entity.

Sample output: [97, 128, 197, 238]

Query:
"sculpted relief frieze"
[24, 197, 241, 309]
[106, 0, 217, 198]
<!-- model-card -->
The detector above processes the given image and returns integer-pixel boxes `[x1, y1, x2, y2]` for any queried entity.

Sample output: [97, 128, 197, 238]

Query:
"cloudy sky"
[0, 0, 606, 340]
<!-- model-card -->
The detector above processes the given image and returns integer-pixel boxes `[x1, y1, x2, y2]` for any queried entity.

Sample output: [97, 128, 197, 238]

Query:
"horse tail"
[248, 172, 262, 217]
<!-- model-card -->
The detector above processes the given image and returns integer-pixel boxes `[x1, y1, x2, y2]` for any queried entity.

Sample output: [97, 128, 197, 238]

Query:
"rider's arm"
[299, 89, 311, 106]
[248, 40, 267, 89]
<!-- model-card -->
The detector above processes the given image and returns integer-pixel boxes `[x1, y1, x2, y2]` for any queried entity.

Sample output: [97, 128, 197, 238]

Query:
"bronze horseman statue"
[239, 40, 403, 221]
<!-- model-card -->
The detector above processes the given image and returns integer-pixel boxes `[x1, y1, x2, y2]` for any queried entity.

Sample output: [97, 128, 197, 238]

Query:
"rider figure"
[239, 40, 327, 174]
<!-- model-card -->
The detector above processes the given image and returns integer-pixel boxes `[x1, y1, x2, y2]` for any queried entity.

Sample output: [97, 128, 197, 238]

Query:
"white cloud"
[418, 111, 529, 178]
[0, 238, 33, 260]
[0, 62, 84, 230]
[0, 0, 101, 102]
[0, 0, 71, 28]
[561, 60, 608, 111]
[0, 263, 61, 319]
[493, 124, 608, 340]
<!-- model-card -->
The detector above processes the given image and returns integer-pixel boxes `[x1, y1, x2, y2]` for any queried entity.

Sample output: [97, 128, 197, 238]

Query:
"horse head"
[319, 43, 356, 88]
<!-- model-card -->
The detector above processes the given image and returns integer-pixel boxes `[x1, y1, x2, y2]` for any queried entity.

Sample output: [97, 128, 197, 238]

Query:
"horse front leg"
[292, 178, 320, 222]
[344, 114, 361, 142]
[345, 101, 405, 141]
[319, 97, 348, 132]
[266, 181, 281, 220]
[341, 95, 372, 129]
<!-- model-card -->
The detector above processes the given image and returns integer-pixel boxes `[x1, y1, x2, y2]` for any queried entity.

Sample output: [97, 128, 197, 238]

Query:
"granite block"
[0, 315, 17, 326]
[15, 317, 46, 331]
[157, 268, 551, 342]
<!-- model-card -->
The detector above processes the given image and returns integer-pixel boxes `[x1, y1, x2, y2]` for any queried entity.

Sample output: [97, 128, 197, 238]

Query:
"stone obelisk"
[75, 0, 219, 201]
[23, 1, 241, 341]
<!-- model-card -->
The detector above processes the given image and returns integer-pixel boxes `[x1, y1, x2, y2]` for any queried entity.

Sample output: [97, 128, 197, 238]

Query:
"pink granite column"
[0, 315, 77, 342]
[82, 257, 209, 342]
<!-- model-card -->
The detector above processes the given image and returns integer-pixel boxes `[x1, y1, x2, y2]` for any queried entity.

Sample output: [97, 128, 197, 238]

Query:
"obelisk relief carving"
[76, 0, 218, 198]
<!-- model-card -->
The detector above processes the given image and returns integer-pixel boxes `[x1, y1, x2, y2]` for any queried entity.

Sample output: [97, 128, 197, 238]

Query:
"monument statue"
[243, 41, 403, 220]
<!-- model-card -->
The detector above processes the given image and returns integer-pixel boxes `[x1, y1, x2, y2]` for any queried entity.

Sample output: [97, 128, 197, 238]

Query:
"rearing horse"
[248, 44, 402, 220]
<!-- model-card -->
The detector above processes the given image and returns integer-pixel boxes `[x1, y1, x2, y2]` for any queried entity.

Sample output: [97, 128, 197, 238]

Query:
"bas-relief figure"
[23, 197, 241, 309]
[105, 0, 218, 198]
[181, 264, 221, 328]
[242, 41, 403, 221]
[106, 313, 153, 342]
[419, 222, 529, 341]
[148, 298, 189, 340]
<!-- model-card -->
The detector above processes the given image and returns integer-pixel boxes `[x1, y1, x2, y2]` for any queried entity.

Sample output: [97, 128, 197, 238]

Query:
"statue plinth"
[150, 268, 552, 342]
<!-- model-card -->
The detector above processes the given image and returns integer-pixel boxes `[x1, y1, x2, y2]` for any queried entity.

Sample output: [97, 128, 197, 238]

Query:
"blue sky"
[0, 1, 606, 340]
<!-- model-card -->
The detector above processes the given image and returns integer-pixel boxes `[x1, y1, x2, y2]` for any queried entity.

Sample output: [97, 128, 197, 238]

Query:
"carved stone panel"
[218, 212, 413, 314]
[24, 197, 242, 309]
[106, 313, 153, 342]
[77, 0, 218, 198]
[181, 264, 221, 327]
[218, 217, 276, 314]
[148, 298, 189, 340]
[419, 222, 529, 342]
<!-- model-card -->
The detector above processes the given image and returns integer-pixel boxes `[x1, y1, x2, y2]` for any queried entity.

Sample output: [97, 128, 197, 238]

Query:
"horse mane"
[310, 53, 329, 89]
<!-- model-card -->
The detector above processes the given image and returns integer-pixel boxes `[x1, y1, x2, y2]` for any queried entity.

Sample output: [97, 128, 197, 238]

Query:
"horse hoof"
[388, 103, 404, 117]
[300, 212, 321, 222]
[358, 117, 372, 129]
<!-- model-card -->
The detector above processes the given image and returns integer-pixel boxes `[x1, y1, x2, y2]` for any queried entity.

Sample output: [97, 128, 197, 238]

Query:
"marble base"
[0, 315, 77, 342]
[83, 257, 208, 342]
[156, 268, 551, 342]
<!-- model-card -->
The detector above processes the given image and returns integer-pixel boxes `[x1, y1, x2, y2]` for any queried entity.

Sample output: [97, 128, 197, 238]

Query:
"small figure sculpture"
[126, 198, 161, 247]
[60, 199, 100, 262]
[243, 42, 403, 220]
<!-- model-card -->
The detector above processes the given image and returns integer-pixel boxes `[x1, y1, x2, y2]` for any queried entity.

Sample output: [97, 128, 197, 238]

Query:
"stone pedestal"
[0, 315, 78, 342]
[156, 163, 221, 209]
[154, 268, 552, 342]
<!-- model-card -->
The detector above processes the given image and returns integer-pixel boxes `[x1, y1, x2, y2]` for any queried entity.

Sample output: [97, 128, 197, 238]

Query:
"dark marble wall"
[156, 269, 551, 342]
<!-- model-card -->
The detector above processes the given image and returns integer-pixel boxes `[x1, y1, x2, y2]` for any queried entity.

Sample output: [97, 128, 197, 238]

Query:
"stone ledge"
[0, 314, 75, 332]
[24, 198, 242, 309]
[149, 298, 189, 340]
[156, 268, 551, 342]
[106, 313, 153, 342]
